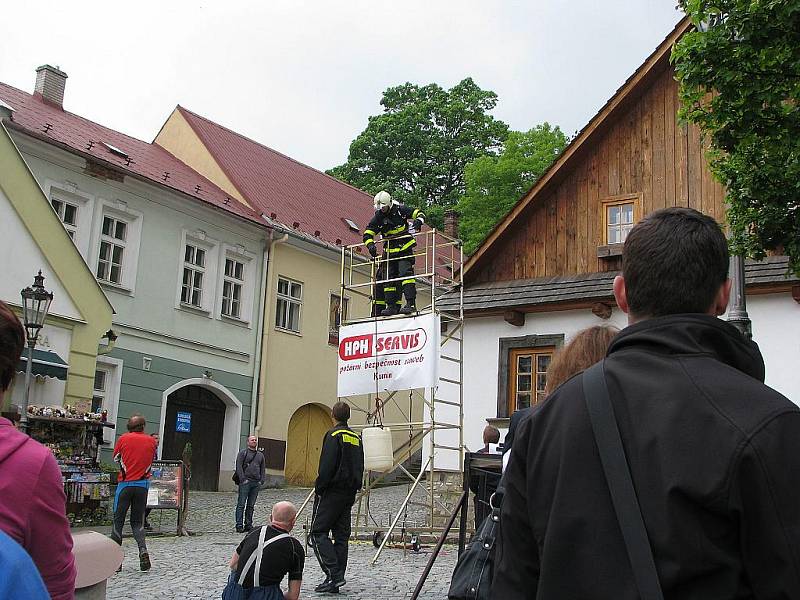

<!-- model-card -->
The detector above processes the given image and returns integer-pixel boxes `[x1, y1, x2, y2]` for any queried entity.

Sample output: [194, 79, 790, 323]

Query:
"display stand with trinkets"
[26, 405, 116, 526]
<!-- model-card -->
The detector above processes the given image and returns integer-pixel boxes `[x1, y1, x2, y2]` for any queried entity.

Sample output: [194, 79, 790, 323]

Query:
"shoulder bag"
[447, 485, 503, 599]
[221, 526, 289, 600]
[583, 361, 664, 600]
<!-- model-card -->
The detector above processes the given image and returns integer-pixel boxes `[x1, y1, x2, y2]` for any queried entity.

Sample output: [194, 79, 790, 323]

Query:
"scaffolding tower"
[338, 228, 464, 562]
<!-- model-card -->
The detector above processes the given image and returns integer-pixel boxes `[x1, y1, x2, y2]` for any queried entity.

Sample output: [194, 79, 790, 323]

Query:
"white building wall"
[743, 293, 799, 403]
[430, 308, 628, 471]
[432, 292, 798, 472]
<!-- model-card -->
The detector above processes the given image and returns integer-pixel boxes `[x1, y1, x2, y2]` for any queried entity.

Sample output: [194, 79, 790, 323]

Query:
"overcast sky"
[0, 1, 683, 172]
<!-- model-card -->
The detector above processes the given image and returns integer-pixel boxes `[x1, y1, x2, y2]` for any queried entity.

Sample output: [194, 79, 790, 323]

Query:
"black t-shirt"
[235, 525, 304, 588]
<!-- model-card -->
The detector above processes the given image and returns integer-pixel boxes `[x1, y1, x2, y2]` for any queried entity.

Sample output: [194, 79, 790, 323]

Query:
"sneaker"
[139, 552, 151, 572]
[399, 303, 416, 315]
[332, 577, 346, 589]
[314, 578, 332, 592]
[315, 581, 340, 594]
[144, 522, 152, 531]
[235, 526, 244, 533]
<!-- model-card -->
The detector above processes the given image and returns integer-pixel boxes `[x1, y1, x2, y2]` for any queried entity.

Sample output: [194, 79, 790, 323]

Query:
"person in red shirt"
[111, 414, 157, 571]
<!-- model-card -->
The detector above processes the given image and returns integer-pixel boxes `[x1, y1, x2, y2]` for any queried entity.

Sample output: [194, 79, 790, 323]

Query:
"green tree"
[456, 124, 569, 255]
[672, 0, 800, 276]
[327, 78, 509, 226]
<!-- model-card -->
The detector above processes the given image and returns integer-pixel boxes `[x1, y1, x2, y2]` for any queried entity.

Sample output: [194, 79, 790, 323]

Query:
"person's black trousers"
[384, 253, 416, 306]
[111, 485, 148, 554]
[310, 490, 355, 582]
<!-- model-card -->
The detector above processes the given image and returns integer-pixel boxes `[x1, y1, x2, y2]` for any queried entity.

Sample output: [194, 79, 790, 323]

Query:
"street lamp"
[727, 254, 752, 339]
[19, 271, 53, 434]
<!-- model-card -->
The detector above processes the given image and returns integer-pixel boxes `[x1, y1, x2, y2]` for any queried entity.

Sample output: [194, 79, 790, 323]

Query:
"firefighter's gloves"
[368, 244, 378, 258]
[413, 219, 423, 231]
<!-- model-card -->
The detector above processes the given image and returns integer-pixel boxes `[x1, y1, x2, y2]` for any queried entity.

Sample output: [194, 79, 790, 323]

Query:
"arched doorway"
[285, 404, 333, 486]
[162, 385, 226, 491]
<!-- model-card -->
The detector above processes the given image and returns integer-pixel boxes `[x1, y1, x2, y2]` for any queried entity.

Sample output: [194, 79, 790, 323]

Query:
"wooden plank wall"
[471, 65, 726, 284]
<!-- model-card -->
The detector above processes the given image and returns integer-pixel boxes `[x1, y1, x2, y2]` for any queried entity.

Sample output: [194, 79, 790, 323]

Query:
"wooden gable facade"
[466, 19, 727, 286]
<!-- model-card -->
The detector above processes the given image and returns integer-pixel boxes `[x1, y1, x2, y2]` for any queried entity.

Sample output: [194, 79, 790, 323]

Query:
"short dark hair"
[623, 208, 729, 317]
[332, 401, 350, 423]
[0, 301, 25, 392]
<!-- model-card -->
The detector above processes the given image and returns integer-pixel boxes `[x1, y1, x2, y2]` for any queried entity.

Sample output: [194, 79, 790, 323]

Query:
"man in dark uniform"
[371, 247, 401, 317]
[363, 190, 425, 316]
[310, 402, 365, 594]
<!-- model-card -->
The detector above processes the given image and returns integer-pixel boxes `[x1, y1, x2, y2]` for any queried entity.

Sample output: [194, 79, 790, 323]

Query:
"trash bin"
[72, 531, 123, 599]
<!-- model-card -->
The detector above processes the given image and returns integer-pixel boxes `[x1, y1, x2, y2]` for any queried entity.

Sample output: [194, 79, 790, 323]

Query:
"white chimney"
[34, 65, 67, 108]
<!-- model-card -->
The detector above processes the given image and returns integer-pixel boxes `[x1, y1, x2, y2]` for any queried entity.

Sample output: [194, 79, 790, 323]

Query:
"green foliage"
[672, 0, 800, 276]
[327, 78, 509, 225]
[456, 124, 569, 255]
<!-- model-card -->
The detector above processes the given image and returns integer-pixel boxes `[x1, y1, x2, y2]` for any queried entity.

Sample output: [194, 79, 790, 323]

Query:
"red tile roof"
[172, 106, 375, 247]
[0, 81, 265, 227]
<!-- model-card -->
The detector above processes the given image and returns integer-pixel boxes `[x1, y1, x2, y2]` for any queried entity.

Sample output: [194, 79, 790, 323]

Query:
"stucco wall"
[17, 136, 267, 379]
[434, 293, 799, 472]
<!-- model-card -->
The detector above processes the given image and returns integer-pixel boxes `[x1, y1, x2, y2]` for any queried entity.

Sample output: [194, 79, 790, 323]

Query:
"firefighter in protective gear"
[363, 191, 425, 316]
[371, 247, 401, 317]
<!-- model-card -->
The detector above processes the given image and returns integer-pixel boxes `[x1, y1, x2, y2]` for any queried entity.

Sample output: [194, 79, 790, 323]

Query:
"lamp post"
[20, 271, 53, 434]
[727, 254, 752, 339]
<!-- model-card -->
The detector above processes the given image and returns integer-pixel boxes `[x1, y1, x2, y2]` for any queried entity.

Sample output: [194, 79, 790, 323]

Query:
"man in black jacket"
[310, 402, 364, 594]
[493, 207, 800, 599]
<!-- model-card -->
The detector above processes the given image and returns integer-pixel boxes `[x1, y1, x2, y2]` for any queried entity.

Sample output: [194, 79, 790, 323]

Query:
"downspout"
[253, 229, 289, 437]
[248, 239, 270, 435]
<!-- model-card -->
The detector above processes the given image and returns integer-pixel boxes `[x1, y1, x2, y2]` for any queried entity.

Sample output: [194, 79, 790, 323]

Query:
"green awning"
[16, 349, 69, 380]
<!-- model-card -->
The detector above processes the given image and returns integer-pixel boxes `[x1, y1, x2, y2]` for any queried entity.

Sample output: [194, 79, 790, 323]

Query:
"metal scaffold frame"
[338, 228, 464, 563]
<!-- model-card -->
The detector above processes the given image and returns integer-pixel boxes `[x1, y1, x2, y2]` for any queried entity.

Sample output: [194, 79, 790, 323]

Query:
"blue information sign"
[176, 411, 191, 433]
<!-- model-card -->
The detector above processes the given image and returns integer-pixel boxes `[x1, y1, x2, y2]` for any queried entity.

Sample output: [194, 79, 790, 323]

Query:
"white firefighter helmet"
[373, 190, 392, 210]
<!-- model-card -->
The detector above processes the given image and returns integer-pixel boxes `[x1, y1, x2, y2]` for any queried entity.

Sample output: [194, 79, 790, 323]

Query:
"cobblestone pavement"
[106, 486, 458, 599]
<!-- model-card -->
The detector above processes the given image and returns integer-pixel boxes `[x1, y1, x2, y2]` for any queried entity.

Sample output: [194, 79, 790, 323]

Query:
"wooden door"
[285, 404, 333, 486]
[162, 385, 226, 491]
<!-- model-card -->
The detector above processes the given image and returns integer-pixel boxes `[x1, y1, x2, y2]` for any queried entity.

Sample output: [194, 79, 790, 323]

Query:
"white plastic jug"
[362, 426, 394, 472]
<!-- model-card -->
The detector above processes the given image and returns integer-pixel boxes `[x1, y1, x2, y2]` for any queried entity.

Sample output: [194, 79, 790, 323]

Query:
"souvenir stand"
[26, 407, 116, 526]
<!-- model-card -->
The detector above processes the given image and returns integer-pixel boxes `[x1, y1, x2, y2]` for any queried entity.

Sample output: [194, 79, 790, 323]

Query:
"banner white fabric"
[337, 313, 440, 397]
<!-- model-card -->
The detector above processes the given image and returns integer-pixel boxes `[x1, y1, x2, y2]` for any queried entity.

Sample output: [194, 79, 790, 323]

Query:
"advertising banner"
[337, 313, 440, 397]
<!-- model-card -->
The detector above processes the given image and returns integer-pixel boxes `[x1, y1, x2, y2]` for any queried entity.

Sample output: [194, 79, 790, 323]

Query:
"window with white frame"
[93, 357, 122, 445]
[92, 369, 107, 414]
[181, 244, 206, 308]
[46, 182, 95, 259]
[51, 197, 79, 239]
[222, 257, 245, 318]
[97, 215, 127, 284]
[276, 277, 302, 333]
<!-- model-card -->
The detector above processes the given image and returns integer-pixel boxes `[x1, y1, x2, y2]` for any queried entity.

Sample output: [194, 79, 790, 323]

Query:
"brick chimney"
[444, 209, 459, 239]
[34, 65, 67, 108]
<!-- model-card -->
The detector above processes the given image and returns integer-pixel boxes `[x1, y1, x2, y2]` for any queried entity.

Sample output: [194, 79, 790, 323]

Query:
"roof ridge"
[176, 105, 372, 199]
